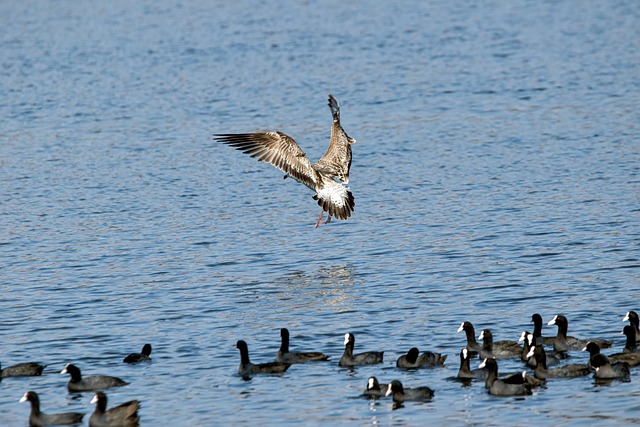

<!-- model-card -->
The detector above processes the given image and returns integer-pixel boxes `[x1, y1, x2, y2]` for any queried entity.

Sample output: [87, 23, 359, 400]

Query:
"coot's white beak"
[91, 394, 99, 404]
[525, 347, 535, 359]
[19, 393, 28, 403]
[385, 383, 393, 396]
[457, 323, 465, 333]
[547, 315, 558, 326]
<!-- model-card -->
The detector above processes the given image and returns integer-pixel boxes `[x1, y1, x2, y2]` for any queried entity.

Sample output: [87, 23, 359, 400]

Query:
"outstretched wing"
[214, 132, 319, 190]
[314, 95, 356, 184]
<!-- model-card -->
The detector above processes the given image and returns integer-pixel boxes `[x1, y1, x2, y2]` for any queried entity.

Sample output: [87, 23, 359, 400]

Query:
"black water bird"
[276, 328, 330, 363]
[20, 391, 84, 427]
[385, 379, 434, 403]
[457, 322, 481, 356]
[339, 333, 383, 367]
[1, 361, 45, 378]
[583, 340, 640, 369]
[477, 358, 532, 397]
[123, 344, 152, 364]
[521, 333, 562, 368]
[396, 347, 447, 368]
[531, 313, 556, 346]
[60, 363, 129, 392]
[214, 95, 356, 228]
[363, 376, 388, 398]
[89, 392, 139, 427]
[456, 348, 488, 380]
[526, 345, 590, 379]
[547, 315, 612, 352]
[478, 329, 521, 359]
[590, 353, 631, 380]
[236, 340, 290, 376]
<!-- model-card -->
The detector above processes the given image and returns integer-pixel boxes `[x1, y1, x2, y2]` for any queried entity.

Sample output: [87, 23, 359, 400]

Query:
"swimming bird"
[477, 358, 532, 397]
[477, 329, 521, 359]
[123, 344, 152, 363]
[214, 95, 356, 228]
[236, 340, 290, 376]
[519, 331, 535, 364]
[60, 364, 129, 392]
[531, 313, 556, 346]
[275, 328, 330, 363]
[1, 361, 45, 378]
[456, 348, 488, 380]
[547, 315, 612, 352]
[583, 340, 640, 368]
[623, 311, 640, 342]
[396, 347, 447, 368]
[89, 392, 139, 427]
[457, 322, 482, 356]
[20, 391, 84, 427]
[589, 353, 631, 380]
[522, 333, 562, 368]
[385, 380, 434, 402]
[339, 333, 383, 367]
[526, 345, 590, 379]
[363, 376, 388, 398]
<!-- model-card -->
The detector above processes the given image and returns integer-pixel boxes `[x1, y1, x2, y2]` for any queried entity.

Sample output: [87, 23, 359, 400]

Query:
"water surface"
[1, 0, 639, 425]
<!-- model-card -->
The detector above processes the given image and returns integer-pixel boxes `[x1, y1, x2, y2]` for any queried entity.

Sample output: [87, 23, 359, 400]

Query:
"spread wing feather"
[214, 132, 320, 190]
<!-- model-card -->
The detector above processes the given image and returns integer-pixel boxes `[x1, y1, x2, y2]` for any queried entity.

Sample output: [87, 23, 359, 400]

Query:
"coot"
[396, 347, 446, 368]
[339, 333, 383, 367]
[60, 364, 128, 392]
[456, 348, 488, 379]
[478, 329, 521, 359]
[526, 345, 590, 379]
[363, 376, 388, 398]
[236, 340, 290, 376]
[385, 380, 434, 402]
[478, 358, 532, 397]
[89, 392, 139, 427]
[1, 361, 45, 378]
[457, 322, 481, 356]
[275, 328, 330, 363]
[20, 391, 84, 427]
[590, 354, 631, 380]
[123, 344, 152, 364]
[547, 315, 612, 352]
[531, 313, 555, 346]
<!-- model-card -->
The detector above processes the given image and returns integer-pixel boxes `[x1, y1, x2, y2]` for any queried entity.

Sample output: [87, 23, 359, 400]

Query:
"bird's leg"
[325, 215, 332, 224]
[314, 210, 325, 228]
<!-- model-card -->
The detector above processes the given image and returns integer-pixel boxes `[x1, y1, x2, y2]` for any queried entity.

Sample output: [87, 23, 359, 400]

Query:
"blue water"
[1, 0, 639, 425]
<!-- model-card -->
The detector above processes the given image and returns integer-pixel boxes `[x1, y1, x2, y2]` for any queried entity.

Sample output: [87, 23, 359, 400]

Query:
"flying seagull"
[214, 95, 356, 227]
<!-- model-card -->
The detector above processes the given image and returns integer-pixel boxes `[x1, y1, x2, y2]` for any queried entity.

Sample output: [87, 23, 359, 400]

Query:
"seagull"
[214, 95, 356, 228]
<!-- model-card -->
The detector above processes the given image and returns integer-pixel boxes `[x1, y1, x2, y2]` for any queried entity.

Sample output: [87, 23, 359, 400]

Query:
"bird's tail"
[313, 180, 355, 220]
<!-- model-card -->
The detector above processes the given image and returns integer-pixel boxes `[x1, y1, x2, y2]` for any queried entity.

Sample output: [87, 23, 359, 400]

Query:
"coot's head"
[582, 341, 601, 356]
[385, 380, 404, 396]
